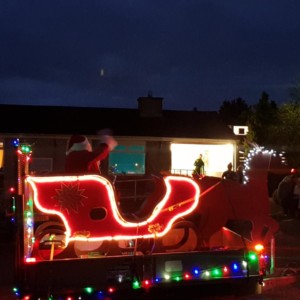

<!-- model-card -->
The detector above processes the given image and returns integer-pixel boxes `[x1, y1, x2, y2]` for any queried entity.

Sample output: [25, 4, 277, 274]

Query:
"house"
[0, 95, 239, 213]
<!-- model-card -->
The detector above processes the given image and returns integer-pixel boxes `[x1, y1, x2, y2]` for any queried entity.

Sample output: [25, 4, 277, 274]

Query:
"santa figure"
[65, 131, 117, 175]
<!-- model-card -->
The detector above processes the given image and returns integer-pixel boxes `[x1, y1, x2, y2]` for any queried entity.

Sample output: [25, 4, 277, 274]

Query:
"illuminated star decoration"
[53, 182, 87, 214]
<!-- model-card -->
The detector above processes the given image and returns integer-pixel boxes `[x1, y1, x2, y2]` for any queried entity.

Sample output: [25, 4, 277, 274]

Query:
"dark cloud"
[1, 0, 300, 111]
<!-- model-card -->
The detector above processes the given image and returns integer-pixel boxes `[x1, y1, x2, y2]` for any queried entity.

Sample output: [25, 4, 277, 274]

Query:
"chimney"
[137, 92, 163, 117]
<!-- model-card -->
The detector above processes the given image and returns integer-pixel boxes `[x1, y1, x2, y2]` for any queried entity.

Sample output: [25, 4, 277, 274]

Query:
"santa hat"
[66, 135, 91, 155]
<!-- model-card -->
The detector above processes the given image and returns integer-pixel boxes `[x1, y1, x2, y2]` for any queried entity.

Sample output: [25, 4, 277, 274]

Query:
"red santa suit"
[65, 134, 117, 174]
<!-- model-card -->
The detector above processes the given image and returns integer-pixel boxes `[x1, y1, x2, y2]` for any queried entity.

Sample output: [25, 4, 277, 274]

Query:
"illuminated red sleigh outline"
[25, 175, 200, 247]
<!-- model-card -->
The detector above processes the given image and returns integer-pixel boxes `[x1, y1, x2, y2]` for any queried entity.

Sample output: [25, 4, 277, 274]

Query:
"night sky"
[1, 0, 300, 111]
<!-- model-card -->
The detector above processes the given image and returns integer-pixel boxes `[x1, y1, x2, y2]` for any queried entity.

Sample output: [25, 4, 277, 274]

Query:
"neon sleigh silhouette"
[25, 175, 200, 249]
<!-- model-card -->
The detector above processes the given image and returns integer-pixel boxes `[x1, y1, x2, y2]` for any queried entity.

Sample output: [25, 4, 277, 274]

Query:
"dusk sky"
[1, 1, 300, 111]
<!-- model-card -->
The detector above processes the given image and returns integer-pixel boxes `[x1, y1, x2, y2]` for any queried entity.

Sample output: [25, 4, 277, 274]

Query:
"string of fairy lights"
[242, 146, 287, 184]
[14, 251, 262, 300]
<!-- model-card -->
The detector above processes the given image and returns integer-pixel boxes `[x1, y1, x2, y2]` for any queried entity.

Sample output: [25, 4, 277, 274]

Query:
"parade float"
[11, 142, 279, 299]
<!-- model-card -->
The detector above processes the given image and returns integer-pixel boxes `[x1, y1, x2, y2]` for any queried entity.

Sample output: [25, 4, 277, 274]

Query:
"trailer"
[11, 145, 279, 299]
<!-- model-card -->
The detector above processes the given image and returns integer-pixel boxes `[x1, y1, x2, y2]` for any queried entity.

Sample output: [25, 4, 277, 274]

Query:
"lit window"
[109, 145, 145, 175]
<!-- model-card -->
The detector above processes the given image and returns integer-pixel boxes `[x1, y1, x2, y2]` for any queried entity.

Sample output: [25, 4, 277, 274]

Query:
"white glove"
[100, 135, 118, 151]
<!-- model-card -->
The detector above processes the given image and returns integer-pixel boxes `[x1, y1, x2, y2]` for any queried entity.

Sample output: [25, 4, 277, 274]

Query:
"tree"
[289, 79, 300, 102]
[218, 97, 250, 125]
[250, 82, 300, 167]
[267, 79, 300, 167]
[246, 91, 278, 147]
[272, 101, 300, 167]
[218, 88, 300, 167]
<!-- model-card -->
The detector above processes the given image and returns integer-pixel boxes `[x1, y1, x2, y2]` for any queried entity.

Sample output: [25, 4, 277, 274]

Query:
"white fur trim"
[66, 137, 91, 155]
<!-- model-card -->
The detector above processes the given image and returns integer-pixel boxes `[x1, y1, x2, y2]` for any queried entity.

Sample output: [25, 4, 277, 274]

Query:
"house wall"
[145, 141, 171, 175]
[0, 134, 237, 214]
[0, 137, 67, 212]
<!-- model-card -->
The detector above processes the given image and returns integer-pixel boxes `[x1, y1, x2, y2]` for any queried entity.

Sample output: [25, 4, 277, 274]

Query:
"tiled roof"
[0, 104, 236, 140]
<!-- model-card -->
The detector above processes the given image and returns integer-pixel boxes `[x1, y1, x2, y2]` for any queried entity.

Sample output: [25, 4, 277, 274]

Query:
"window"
[171, 143, 235, 177]
[109, 144, 145, 175]
[29, 158, 53, 174]
[238, 128, 245, 135]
